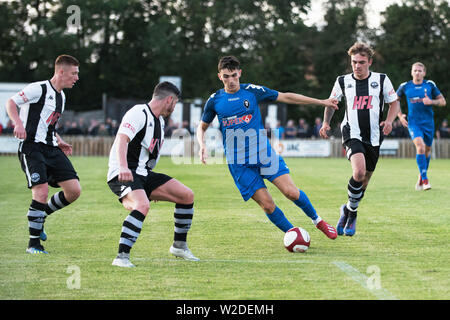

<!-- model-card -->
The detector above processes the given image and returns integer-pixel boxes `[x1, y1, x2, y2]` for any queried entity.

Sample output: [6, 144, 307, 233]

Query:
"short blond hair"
[347, 42, 374, 60]
[412, 62, 426, 72]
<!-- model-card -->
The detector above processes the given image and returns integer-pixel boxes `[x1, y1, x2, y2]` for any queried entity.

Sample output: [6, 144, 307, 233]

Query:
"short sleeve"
[427, 80, 442, 99]
[244, 84, 278, 102]
[329, 77, 343, 101]
[201, 94, 217, 124]
[10, 83, 43, 106]
[117, 106, 146, 140]
[383, 76, 398, 103]
[396, 82, 406, 99]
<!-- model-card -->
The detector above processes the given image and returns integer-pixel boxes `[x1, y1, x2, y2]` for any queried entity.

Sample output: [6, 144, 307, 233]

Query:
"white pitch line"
[332, 261, 398, 300]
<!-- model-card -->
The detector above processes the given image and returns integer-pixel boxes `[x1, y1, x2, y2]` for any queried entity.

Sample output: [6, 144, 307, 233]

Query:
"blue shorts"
[228, 156, 290, 201]
[408, 124, 434, 147]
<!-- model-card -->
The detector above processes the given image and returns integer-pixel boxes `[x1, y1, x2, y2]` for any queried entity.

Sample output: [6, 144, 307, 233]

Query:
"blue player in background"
[396, 62, 446, 191]
[196, 55, 339, 240]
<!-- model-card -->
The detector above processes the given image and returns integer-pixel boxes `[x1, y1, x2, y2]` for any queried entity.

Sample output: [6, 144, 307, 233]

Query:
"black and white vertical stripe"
[174, 203, 194, 242]
[330, 72, 397, 147]
[11, 80, 65, 147]
[119, 210, 145, 253]
[107, 104, 165, 182]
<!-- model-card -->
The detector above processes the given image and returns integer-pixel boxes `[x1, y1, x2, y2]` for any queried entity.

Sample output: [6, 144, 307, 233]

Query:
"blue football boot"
[344, 211, 357, 236]
[336, 205, 348, 236]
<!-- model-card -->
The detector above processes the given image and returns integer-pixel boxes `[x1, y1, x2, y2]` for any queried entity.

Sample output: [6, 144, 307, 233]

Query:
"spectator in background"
[437, 119, 449, 139]
[97, 123, 110, 136]
[312, 117, 322, 138]
[284, 119, 297, 139]
[78, 117, 88, 135]
[165, 118, 179, 138]
[3, 120, 15, 134]
[88, 119, 99, 136]
[390, 119, 409, 138]
[273, 120, 285, 139]
[110, 119, 119, 136]
[65, 121, 83, 135]
[297, 118, 311, 138]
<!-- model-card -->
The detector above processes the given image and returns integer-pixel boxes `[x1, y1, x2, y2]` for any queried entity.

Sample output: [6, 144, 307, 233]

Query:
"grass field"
[0, 155, 449, 300]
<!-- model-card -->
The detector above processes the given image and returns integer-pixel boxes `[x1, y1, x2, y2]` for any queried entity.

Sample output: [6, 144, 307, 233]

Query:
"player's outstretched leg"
[170, 203, 199, 261]
[294, 189, 337, 240]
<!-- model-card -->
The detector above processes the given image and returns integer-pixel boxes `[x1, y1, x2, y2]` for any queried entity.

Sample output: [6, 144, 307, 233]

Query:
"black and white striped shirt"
[11, 80, 66, 146]
[107, 104, 165, 181]
[330, 72, 398, 146]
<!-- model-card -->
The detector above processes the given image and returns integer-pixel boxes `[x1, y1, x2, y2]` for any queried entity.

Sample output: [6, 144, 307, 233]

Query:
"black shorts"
[343, 139, 380, 172]
[18, 141, 79, 189]
[107, 170, 173, 202]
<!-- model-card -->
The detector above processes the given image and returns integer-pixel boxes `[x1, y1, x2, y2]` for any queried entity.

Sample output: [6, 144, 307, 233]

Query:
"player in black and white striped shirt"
[6, 55, 82, 254]
[320, 43, 400, 237]
[107, 82, 199, 267]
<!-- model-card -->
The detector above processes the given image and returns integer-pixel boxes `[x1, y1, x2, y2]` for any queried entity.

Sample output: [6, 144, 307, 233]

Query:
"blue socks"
[265, 190, 320, 232]
[266, 207, 293, 232]
[293, 189, 319, 221]
[416, 154, 428, 180]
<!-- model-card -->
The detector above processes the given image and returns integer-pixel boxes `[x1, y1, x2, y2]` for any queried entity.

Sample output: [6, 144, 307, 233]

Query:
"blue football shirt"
[396, 79, 442, 127]
[202, 83, 279, 166]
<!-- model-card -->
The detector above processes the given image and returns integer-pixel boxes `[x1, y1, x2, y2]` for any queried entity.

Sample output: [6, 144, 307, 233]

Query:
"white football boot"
[169, 245, 199, 261]
[415, 174, 423, 191]
[112, 252, 135, 268]
[422, 179, 431, 191]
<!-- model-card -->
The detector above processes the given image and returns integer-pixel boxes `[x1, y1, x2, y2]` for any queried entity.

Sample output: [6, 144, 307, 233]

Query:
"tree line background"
[0, 0, 449, 127]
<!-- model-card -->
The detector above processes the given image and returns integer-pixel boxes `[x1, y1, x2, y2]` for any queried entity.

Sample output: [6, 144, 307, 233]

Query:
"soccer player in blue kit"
[197, 56, 339, 240]
[396, 62, 446, 190]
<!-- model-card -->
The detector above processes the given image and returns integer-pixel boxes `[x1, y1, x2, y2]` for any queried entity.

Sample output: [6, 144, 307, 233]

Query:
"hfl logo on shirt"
[353, 96, 374, 110]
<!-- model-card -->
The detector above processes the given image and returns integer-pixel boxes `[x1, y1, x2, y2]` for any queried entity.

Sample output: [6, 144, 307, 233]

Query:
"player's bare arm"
[276, 92, 339, 110]
[319, 107, 336, 139]
[423, 93, 446, 107]
[381, 100, 400, 136]
[5, 98, 26, 139]
[115, 133, 133, 182]
[197, 121, 210, 164]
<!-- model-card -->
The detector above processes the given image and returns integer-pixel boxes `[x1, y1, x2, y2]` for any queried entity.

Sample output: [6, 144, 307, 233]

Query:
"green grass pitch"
[0, 155, 449, 300]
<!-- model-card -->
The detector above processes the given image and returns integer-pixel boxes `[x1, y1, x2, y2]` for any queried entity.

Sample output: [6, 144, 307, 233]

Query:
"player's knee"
[353, 169, 365, 182]
[184, 188, 194, 204]
[284, 187, 300, 201]
[134, 200, 150, 215]
[261, 200, 276, 214]
[67, 185, 81, 203]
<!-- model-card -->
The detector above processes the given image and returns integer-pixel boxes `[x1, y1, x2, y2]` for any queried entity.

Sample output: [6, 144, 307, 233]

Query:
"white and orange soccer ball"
[283, 227, 311, 253]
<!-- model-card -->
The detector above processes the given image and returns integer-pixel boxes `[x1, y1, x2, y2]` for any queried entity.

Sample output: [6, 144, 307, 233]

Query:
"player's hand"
[319, 122, 331, 139]
[199, 145, 207, 164]
[423, 93, 433, 106]
[381, 120, 393, 136]
[58, 139, 73, 156]
[399, 114, 408, 127]
[13, 122, 26, 140]
[322, 98, 339, 110]
[118, 166, 133, 182]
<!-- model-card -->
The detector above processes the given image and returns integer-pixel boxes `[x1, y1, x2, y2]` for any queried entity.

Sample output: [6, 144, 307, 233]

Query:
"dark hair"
[347, 42, 374, 60]
[153, 81, 180, 99]
[55, 54, 79, 67]
[218, 56, 240, 72]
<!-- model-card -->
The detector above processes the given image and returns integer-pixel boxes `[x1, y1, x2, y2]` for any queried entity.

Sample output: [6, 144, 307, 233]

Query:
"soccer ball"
[283, 227, 311, 253]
